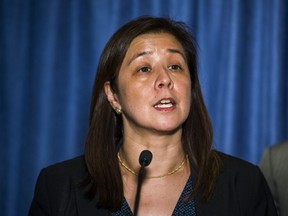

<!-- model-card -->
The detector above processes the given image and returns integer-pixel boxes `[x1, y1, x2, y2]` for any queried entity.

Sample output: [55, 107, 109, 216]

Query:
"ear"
[104, 81, 121, 109]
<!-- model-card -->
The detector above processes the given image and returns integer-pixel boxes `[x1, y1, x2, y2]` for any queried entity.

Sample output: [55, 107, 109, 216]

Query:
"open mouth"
[154, 98, 175, 109]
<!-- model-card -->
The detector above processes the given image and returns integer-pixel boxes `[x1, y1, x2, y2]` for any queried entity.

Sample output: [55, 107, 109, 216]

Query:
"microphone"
[139, 150, 153, 167]
[133, 150, 153, 216]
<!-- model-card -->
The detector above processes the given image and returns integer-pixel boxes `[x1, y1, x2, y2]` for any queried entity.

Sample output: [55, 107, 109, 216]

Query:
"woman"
[29, 16, 277, 216]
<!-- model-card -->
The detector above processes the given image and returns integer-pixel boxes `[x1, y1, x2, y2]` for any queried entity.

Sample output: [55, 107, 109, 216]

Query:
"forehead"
[127, 33, 184, 53]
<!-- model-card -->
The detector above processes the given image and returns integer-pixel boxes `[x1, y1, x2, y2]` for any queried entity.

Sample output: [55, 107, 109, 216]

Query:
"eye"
[168, 65, 182, 71]
[138, 66, 151, 73]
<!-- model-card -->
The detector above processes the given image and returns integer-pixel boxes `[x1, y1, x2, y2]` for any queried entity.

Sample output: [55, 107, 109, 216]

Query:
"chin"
[153, 125, 182, 134]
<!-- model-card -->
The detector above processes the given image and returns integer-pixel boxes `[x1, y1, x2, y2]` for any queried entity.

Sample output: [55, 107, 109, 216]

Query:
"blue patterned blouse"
[111, 175, 196, 215]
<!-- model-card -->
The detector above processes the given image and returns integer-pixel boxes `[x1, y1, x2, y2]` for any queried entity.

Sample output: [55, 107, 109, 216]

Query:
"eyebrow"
[128, 51, 153, 65]
[166, 48, 186, 62]
[127, 48, 186, 65]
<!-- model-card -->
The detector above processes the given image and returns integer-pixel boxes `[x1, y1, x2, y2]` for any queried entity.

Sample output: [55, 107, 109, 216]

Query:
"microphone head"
[139, 150, 153, 167]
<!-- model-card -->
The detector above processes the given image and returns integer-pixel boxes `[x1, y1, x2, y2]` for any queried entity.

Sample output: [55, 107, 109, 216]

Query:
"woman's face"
[106, 33, 191, 135]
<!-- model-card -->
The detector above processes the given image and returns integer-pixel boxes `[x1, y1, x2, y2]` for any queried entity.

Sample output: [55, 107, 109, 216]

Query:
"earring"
[114, 107, 122, 115]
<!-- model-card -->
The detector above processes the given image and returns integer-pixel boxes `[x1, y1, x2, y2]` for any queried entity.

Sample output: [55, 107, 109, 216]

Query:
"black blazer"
[29, 152, 277, 216]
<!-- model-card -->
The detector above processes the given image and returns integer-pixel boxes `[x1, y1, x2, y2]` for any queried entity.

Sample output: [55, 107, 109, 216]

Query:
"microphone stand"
[133, 150, 153, 216]
[133, 162, 146, 216]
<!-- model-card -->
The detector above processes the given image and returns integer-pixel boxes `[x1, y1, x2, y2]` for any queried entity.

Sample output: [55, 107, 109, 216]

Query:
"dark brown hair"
[84, 16, 221, 210]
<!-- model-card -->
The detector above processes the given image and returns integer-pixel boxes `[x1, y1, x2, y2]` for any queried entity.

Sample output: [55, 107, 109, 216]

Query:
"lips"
[153, 98, 176, 109]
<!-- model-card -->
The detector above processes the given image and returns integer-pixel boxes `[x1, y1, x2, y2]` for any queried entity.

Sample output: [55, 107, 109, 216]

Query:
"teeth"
[160, 99, 171, 104]
[154, 99, 174, 108]
[154, 103, 173, 108]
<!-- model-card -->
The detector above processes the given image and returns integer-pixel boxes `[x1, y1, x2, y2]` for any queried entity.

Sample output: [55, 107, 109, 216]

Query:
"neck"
[118, 151, 188, 179]
[119, 133, 186, 179]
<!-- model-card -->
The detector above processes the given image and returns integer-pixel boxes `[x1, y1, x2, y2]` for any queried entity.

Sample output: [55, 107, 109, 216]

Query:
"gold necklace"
[117, 152, 188, 179]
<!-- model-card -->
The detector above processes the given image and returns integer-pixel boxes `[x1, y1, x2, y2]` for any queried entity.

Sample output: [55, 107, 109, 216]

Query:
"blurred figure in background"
[260, 141, 288, 216]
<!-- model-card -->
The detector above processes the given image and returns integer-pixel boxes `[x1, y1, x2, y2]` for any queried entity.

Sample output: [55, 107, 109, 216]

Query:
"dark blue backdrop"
[1, 1, 287, 215]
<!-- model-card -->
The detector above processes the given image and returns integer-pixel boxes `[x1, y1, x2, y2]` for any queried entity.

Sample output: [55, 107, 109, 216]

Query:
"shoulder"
[216, 151, 269, 201]
[216, 151, 267, 192]
[198, 151, 278, 215]
[43, 155, 87, 176]
[29, 156, 90, 215]
[38, 155, 88, 189]
[267, 141, 288, 158]
[217, 151, 260, 176]
[260, 141, 288, 170]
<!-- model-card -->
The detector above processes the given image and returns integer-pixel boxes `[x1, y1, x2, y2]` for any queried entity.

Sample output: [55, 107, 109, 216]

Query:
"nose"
[155, 68, 174, 90]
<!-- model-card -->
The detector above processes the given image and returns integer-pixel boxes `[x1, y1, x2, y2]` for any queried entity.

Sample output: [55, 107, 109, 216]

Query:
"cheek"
[184, 93, 191, 113]
[117, 84, 145, 110]
[180, 82, 192, 113]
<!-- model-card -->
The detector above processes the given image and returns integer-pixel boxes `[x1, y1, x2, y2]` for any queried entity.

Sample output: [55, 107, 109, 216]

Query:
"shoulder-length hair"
[84, 16, 221, 210]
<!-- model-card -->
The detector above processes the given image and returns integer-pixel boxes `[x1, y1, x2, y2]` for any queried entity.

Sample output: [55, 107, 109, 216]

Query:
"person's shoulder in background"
[259, 141, 288, 185]
[260, 141, 288, 163]
[259, 141, 288, 216]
